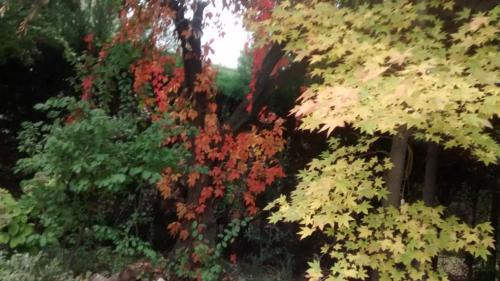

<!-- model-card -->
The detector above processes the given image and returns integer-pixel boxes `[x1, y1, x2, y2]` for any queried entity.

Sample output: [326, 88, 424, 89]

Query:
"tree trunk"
[384, 127, 409, 208]
[227, 43, 285, 132]
[372, 128, 409, 280]
[423, 142, 439, 271]
[166, 0, 218, 253]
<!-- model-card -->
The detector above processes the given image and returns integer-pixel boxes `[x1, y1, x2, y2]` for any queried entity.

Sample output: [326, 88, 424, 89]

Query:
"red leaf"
[248, 179, 266, 194]
[199, 186, 213, 204]
[265, 165, 285, 185]
[195, 204, 206, 214]
[81, 76, 93, 101]
[214, 187, 224, 198]
[243, 192, 255, 207]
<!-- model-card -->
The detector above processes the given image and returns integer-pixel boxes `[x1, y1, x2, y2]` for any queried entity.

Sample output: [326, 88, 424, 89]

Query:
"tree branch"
[227, 43, 286, 132]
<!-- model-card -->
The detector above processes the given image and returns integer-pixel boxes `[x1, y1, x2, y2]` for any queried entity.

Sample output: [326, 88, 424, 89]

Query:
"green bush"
[8, 97, 189, 271]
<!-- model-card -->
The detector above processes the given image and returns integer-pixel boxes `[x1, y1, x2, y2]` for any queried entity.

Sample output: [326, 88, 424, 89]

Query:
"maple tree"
[258, 0, 499, 280]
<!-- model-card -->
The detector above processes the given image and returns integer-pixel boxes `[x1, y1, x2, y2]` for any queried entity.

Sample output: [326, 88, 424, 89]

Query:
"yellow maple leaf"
[358, 226, 372, 238]
[294, 99, 317, 117]
[469, 16, 489, 32]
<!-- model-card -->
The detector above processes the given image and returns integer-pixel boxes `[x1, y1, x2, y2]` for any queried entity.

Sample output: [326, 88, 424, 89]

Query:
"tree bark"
[372, 128, 409, 281]
[384, 127, 409, 208]
[227, 43, 285, 132]
[165, 0, 218, 253]
[423, 142, 439, 271]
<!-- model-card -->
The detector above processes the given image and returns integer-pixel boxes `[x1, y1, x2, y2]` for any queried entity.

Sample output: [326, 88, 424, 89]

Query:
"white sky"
[202, 6, 250, 69]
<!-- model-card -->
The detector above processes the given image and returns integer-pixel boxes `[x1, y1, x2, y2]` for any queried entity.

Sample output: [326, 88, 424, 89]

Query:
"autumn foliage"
[77, 0, 285, 252]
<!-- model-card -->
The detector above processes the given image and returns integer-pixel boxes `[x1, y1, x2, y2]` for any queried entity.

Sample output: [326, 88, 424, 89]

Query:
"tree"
[9, 0, 288, 279]
[261, 0, 498, 280]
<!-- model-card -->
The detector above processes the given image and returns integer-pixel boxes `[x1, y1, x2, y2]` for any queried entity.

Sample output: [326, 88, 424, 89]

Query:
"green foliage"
[215, 51, 252, 118]
[12, 97, 187, 267]
[18, 98, 184, 193]
[0, 0, 36, 63]
[0, 0, 120, 64]
[0, 188, 33, 248]
[216, 65, 249, 100]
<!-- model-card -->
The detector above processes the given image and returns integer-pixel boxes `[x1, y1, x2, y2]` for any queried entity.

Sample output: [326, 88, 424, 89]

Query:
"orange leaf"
[157, 177, 171, 199]
[185, 211, 196, 220]
[179, 229, 189, 240]
[188, 172, 200, 187]
[199, 186, 213, 204]
[176, 203, 187, 219]
[167, 221, 182, 237]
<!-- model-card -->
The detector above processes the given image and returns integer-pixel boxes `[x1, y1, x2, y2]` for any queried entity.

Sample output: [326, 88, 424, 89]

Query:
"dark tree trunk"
[423, 142, 439, 271]
[166, 0, 218, 252]
[227, 43, 285, 132]
[372, 127, 409, 281]
[384, 127, 409, 208]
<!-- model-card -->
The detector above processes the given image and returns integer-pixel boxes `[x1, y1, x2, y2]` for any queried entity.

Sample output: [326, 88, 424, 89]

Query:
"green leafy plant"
[0, 188, 33, 248]
[12, 96, 188, 270]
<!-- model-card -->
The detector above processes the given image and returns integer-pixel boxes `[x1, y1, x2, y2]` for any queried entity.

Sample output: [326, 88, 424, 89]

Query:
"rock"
[90, 273, 109, 281]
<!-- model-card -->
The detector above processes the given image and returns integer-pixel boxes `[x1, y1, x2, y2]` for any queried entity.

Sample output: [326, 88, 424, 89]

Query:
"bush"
[6, 97, 189, 272]
[0, 251, 79, 281]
